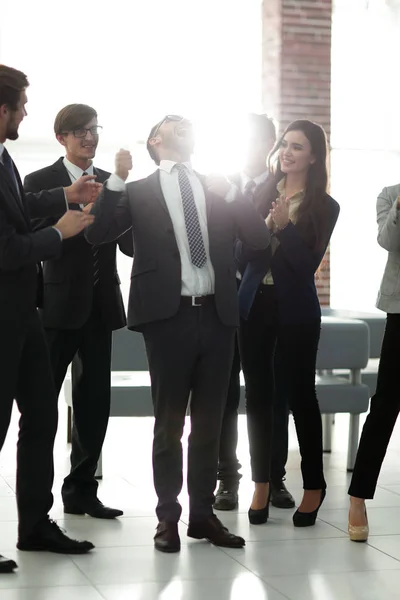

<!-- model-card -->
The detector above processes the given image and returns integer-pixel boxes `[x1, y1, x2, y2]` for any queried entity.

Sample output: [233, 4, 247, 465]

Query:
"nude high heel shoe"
[348, 505, 369, 542]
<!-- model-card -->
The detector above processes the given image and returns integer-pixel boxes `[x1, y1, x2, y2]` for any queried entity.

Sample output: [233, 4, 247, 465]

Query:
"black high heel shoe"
[248, 487, 272, 525]
[293, 489, 326, 528]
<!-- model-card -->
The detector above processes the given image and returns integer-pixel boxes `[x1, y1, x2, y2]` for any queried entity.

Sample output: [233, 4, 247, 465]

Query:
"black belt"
[181, 295, 215, 307]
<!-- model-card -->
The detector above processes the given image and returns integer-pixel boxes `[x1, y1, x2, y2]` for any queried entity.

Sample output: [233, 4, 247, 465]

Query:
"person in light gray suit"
[348, 184, 400, 542]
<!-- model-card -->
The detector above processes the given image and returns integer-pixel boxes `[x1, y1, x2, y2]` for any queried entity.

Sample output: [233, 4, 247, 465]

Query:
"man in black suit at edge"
[0, 65, 100, 572]
[85, 115, 270, 552]
[214, 114, 295, 511]
[24, 104, 133, 520]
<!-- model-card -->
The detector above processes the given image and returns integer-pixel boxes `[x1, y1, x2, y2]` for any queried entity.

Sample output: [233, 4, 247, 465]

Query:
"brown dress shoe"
[187, 515, 245, 548]
[154, 521, 181, 553]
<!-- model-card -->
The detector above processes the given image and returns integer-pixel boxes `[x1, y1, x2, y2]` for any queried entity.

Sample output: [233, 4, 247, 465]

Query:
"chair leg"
[322, 413, 333, 453]
[67, 406, 72, 444]
[95, 451, 103, 480]
[347, 414, 360, 472]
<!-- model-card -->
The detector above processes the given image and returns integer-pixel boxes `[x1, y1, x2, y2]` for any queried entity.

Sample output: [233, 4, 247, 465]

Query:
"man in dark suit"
[0, 65, 99, 571]
[214, 114, 295, 512]
[86, 115, 270, 552]
[24, 104, 133, 520]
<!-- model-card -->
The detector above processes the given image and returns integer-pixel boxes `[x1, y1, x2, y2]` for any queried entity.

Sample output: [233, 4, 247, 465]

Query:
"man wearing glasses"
[86, 115, 270, 552]
[24, 104, 133, 520]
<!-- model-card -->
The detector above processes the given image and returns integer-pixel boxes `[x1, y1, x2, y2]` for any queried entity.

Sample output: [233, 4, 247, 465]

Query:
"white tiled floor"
[2, 405, 400, 599]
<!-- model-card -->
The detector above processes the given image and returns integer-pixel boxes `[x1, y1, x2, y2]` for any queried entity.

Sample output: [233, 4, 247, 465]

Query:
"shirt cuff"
[53, 226, 63, 240]
[107, 173, 126, 192]
[63, 188, 69, 210]
[225, 184, 238, 203]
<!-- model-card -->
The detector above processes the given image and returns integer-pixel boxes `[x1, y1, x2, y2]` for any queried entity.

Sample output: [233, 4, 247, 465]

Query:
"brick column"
[262, 0, 333, 305]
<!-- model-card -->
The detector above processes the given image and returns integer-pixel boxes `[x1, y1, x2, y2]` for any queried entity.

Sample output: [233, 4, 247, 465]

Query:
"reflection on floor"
[1, 405, 400, 599]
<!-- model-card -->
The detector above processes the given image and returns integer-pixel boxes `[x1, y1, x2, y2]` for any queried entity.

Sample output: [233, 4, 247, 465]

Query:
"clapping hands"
[270, 195, 290, 230]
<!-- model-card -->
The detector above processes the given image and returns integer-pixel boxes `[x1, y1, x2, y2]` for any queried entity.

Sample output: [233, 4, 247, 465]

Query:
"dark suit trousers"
[349, 314, 400, 499]
[142, 301, 235, 522]
[0, 309, 58, 536]
[217, 333, 289, 484]
[239, 285, 325, 490]
[217, 336, 242, 481]
[44, 294, 112, 503]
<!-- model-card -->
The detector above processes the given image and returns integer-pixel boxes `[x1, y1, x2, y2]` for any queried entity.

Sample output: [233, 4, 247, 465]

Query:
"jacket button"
[166, 227, 173, 234]
[173, 251, 179, 259]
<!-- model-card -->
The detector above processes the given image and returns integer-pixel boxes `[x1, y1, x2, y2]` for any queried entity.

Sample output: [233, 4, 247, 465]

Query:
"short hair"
[247, 113, 276, 143]
[54, 104, 97, 136]
[146, 119, 163, 165]
[0, 65, 29, 111]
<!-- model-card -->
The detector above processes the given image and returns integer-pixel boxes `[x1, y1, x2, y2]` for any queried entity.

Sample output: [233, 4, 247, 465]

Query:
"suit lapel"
[0, 162, 30, 226]
[93, 167, 109, 185]
[147, 170, 171, 217]
[52, 157, 76, 188]
[148, 167, 215, 221]
[50, 158, 82, 212]
[253, 177, 273, 218]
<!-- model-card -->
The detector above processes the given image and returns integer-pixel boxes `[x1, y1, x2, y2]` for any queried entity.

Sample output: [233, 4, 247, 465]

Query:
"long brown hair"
[267, 120, 330, 253]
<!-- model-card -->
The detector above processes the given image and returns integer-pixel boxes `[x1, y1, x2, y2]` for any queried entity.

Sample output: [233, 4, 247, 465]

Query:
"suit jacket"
[24, 158, 134, 330]
[0, 152, 65, 320]
[229, 172, 271, 214]
[85, 170, 270, 331]
[236, 184, 340, 324]
[375, 183, 400, 313]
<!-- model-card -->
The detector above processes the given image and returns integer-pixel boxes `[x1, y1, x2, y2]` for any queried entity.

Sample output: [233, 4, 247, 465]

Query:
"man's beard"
[6, 121, 19, 141]
[162, 132, 193, 156]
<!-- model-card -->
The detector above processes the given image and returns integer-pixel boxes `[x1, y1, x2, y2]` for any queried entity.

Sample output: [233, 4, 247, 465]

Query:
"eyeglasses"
[63, 126, 103, 138]
[149, 115, 184, 139]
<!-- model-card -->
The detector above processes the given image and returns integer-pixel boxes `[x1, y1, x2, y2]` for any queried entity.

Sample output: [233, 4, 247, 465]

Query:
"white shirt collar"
[63, 157, 94, 180]
[159, 160, 193, 174]
[0, 143, 5, 164]
[240, 169, 269, 193]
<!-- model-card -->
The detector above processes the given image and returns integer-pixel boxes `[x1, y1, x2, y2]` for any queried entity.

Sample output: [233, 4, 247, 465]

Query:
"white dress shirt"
[63, 157, 94, 182]
[63, 157, 125, 203]
[63, 157, 94, 208]
[158, 160, 215, 296]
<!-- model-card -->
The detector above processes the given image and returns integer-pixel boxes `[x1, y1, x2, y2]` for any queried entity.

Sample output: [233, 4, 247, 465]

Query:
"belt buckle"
[192, 296, 201, 307]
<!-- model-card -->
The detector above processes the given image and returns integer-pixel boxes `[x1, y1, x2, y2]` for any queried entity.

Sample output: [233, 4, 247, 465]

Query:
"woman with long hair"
[236, 119, 340, 526]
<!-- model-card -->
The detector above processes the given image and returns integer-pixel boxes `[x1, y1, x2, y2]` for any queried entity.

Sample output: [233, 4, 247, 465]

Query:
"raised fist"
[115, 149, 133, 181]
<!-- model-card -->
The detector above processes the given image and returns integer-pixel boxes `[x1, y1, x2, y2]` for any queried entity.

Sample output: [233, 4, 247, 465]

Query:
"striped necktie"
[83, 171, 100, 286]
[175, 164, 207, 269]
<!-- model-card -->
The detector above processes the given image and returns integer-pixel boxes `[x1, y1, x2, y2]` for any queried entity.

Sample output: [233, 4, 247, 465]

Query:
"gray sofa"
[64, 310, 386, 476]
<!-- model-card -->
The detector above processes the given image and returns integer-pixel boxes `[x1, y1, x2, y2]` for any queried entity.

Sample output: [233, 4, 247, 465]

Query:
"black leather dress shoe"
[17, 519, 95, 554]
[0, 554, 17, 573]
[187, 515, 245, 548]
[213, 480, 239, 511]
[270, 480, 295, 509]
[64, 499, 123, 519]
[154, 522, 181, 553]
